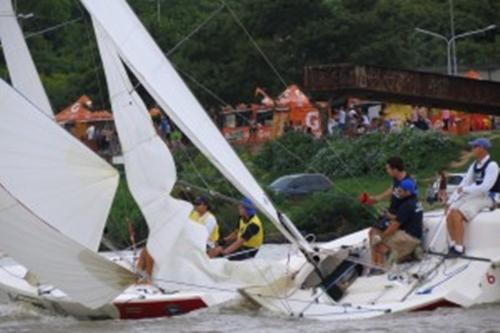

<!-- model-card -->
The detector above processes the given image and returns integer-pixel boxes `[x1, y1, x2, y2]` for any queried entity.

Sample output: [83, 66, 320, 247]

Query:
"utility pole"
[415, 24, 496, 76]
[449, 0, 458, 74]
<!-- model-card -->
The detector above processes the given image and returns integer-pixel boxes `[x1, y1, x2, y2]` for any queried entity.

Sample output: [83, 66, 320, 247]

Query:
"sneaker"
[413, 246, 424, 261]
[447, 247, 464, 258]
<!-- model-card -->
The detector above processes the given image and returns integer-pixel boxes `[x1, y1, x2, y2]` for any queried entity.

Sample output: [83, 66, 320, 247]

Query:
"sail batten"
[0, 0, 52, 117]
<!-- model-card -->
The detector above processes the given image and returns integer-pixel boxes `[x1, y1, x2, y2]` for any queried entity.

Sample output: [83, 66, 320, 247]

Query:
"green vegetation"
[3, 0, 500, 111]
[106, 129, 478, 247]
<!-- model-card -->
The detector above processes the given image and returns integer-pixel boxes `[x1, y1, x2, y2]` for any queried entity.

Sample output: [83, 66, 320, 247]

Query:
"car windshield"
[270, 176, 296, 189]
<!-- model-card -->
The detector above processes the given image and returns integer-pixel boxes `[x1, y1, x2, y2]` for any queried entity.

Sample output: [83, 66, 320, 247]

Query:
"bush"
[309, 129, 462, 179]
[287, 190, 376, 240]
[253, 132, 323, 182]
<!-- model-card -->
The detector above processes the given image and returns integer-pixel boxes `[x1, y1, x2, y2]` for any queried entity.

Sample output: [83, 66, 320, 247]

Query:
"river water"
[0, 245, 499, 333]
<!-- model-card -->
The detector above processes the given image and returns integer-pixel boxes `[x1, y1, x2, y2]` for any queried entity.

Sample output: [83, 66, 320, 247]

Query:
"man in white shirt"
[86, 125, 95, 140]
[447, 138, 500, 256]
[189, 196, 220, 251]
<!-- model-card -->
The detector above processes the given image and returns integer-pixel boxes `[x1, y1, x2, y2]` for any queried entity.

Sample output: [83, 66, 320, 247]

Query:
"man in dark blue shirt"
[370, 178, 423, 267]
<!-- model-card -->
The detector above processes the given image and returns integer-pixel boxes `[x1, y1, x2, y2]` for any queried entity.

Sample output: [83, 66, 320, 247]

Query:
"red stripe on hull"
[115, 298, 207, 319]
[411, 299, 460, 312]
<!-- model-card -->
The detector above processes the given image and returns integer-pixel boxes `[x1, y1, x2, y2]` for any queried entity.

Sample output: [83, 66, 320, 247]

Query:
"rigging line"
[75, 0, 107, 111]
[23, 17, 83, 39]
[129, 2, 226, 92]
[0, 17, 83, 49]
[249, 259, 294, 314]
[175, 65, 231, 107]
[175, 141, 215, 194]
[165, 3, 225, 57]
[176, 179, 240, 205]
[219, 0, 288, 89]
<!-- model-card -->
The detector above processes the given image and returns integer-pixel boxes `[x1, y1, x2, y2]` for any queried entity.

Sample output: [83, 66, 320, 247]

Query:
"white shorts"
[450, 193, 494, 222]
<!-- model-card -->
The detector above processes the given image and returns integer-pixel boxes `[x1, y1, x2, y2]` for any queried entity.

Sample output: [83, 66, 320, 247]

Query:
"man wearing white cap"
[447, 137, 500, 256]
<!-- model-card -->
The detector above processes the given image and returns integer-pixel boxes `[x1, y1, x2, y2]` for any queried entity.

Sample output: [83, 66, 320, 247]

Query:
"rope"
[166, 4, 225, 57]
[130, 2, 226, 92]
[75, 1, 107, 110]
[219, 0, 288, 89]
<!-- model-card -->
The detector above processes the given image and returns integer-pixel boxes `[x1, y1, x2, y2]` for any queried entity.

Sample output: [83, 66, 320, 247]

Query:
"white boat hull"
[0, 253, 232, 320]
[240, 209, 500, 320]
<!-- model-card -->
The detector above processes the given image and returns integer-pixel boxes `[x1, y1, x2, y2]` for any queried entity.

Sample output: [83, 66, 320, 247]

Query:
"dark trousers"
[227, 247, 259, 261]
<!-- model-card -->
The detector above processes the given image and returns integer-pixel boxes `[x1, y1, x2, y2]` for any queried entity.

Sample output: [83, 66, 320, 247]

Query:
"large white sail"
[0, 79, 135, 308]
[0, 78, 118, 251]
[93, 21, 286, 288]
[93, 20, 192, 267]
[0, 0, 52, 117]
[80, 0, 313, 252]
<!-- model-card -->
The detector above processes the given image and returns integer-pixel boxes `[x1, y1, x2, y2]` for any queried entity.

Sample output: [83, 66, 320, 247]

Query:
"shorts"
[450, 193, 494, 222]
[383, 230, 420, 260]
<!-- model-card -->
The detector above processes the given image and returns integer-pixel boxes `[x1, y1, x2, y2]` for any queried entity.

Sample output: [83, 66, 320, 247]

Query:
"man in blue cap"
[370, 178, 423, 267]
[447, 137, 500, 256]
[211, 198, 264, 260]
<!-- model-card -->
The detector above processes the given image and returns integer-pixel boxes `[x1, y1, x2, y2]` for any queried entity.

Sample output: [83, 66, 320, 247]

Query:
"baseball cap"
[240, 197, 256, 216]
[399, 178, 417, 195]
[194, 196, 209, 206]
[469, 137, 492, 150]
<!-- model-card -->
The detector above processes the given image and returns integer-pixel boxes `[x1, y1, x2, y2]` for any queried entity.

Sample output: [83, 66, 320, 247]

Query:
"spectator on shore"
[438, 169, 448, 203]
[442, 110, 450, 131]
[337, 107, 346, 133]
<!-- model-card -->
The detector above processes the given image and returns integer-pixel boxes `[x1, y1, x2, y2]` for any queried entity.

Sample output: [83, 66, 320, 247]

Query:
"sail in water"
[80, 0, 314, 255]
[0, 0, 52, 117]
[0, 79, 135, 308]
[93, 20, 287, 288]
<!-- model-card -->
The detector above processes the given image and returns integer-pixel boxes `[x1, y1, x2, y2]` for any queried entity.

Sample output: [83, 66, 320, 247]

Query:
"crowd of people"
[327, 105, 435, 137]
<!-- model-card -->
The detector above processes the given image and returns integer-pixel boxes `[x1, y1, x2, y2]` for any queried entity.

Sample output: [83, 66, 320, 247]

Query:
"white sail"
[0, 0, 52, 117]
[80, 0, 313, 252]
[93, 21, 286, 287]
[0, 79, 135, 308]
[92, 20, 192, 266]
[0, 78, 118, 251]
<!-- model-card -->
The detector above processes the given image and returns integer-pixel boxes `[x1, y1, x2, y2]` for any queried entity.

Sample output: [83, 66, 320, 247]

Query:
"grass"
[105, 130, 500, 246]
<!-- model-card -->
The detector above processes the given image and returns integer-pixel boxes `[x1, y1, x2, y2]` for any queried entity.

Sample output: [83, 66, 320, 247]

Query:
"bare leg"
[446, 210, 456, 243]
[454, 210, 466, 246]
[136, 248, 154, 283]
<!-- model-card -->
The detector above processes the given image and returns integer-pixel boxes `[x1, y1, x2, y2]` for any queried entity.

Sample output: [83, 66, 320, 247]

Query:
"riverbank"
[104, 130, 500, 248]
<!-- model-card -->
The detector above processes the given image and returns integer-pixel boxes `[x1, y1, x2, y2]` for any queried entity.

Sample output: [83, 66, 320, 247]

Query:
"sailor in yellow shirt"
[189, 196, 220, 250]
[212, 198, 263, 261]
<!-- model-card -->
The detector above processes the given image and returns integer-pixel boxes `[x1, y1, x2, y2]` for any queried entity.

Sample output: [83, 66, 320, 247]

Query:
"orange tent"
[56, 95, 113, 124]
[276, 85, 321, 137]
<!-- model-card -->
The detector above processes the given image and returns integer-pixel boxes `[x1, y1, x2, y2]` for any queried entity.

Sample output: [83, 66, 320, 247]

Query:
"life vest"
[473, 158, 500, 193]
[238, 215, 264, 249]
[189, 211, 220, 245]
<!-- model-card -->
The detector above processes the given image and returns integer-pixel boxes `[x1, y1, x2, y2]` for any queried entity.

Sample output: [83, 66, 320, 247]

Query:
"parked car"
[426, 172, 465, 204]
[269, 173, 332, 197]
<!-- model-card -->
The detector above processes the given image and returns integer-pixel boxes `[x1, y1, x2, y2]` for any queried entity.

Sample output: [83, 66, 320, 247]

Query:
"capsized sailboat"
[81, 0, 500, 321]
[2, 0, 500, 322]
[0, 0, 289, 319]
